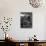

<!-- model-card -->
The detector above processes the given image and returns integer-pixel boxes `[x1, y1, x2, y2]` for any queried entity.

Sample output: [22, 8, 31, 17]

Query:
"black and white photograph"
[20, 12, 32, 28]
[0, 0, 46, 46]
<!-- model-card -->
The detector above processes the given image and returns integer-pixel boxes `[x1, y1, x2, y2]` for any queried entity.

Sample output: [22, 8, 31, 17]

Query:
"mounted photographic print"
[20, 12, 32, 28]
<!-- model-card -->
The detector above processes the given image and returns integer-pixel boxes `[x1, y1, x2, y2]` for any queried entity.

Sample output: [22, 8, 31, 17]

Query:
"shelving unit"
[0, 40, 46, 46]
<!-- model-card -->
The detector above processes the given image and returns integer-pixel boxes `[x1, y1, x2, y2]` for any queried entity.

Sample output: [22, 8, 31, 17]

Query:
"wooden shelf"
[0, 39, 46, 46]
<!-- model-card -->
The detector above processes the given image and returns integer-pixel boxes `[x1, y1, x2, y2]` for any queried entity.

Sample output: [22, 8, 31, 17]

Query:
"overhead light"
[29, 0, 44, 8]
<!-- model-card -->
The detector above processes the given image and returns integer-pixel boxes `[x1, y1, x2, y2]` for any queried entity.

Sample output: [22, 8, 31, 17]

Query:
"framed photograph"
[20, 12, 32, 28]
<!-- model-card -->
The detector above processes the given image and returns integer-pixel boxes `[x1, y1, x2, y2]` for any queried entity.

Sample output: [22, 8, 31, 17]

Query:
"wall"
[0, 0, 46, 40]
